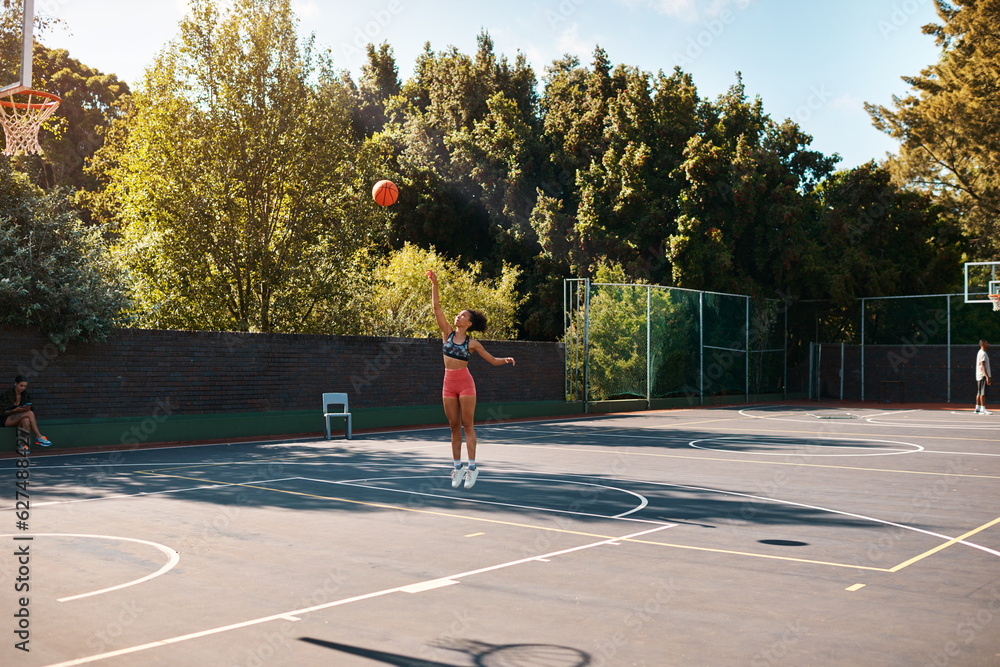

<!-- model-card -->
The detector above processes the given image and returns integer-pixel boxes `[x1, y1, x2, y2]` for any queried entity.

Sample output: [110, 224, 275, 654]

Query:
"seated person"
[1, 375, 51, 447]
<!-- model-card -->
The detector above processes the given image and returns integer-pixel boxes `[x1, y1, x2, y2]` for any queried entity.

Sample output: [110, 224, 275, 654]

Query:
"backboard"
[1, 0, 34, 96]
[964, 261, 1000, 303]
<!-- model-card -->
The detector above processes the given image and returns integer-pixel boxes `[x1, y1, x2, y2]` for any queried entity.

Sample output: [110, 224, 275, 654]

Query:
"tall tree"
[0, 158, 128, 345]
[667, 77, 837, 296]
[92, 0, 381, 333]
[0, 7, 129, 196]
[372, 31, 542, 269]
[352, 42, 401, 138]
[866, 0, 1000, 254]
[813, 161, 961, 304]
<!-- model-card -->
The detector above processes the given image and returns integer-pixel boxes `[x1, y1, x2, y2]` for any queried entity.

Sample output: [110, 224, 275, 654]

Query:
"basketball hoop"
[990, 294, 1000, 312]
[0, 88, 60, 156]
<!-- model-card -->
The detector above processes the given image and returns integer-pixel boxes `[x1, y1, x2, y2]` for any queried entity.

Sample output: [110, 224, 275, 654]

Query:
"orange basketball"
[372, 179, 398, 206]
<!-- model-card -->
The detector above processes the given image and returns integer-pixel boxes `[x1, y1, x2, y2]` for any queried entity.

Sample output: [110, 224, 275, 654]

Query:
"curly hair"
[467, 309, 488, 333]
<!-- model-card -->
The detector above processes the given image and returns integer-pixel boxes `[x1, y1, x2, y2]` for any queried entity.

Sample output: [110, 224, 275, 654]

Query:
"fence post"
[699, 291, 704, 405]
[840, 342, 845, 401]
[946, 294, 951, 403]
[745, 296, 750, 403]
[583, 278, 590, 413]
[808, 342, 814, 400]
[861, 299, 866, 403]
[646, 285, 651, 409]
[564, 280, 568, 402]
[817, 343, 822, 400]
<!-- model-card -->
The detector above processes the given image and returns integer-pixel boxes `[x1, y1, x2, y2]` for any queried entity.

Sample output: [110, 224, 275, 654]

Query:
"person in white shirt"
[975, 340, 992, 415]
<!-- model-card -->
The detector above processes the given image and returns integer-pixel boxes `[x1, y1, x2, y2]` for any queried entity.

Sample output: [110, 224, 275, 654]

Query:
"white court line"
[633, 479, 1000, 561]
[478, 427, 686, 443]
[921, 450, 1000, 457]
[0, 478, 304, 511]
[314, 475, 658, 522]
[20, 461, 305, 470]
[0, 534, 179, 602]
[865, 409, 919, 419]
[864, 417, 1000, 430]
[42, 524, 672, 667]
[739, 405, 1000, 430]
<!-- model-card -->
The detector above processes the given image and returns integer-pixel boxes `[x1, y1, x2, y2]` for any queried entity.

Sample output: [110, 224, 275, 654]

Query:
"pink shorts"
[442, 367, 476, 398]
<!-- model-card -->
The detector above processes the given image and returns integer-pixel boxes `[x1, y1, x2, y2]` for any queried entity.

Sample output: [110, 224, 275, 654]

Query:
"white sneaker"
[464, 467, 480, 489]
[451, 465, 466, 489]
[982, 410, 993, 416]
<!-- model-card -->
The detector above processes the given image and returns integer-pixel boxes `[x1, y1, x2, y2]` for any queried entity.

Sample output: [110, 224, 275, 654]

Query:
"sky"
[30, 0, 943, 170]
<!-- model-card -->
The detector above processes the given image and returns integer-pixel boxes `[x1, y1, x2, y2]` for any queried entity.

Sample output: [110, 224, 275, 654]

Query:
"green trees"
[0, 159, 128, 344]
[536, 57, 701, 285]
[34, 45, 130, 194]
[867, 0, 1000, 254]
[357, 243, 523, 339]
[668, 78, 838, 297]
[813, 161, 961, 304]
[2, 0, 986, 344]
[94, 0, 381, 333]
[0, 7, 130, 194]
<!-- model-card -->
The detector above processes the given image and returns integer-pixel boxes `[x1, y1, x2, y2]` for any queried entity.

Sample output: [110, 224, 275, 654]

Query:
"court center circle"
[689, 435, 924, 457]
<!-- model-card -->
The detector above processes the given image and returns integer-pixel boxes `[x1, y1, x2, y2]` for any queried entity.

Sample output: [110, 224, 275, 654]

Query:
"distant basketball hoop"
[0, 88, 61, 156]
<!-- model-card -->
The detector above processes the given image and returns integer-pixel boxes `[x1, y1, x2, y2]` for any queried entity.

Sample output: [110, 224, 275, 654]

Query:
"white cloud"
[293, 1, 320, 20]
[831, 93, 865, 113]
[617, 0, 752, 22]
[556, 22, 593, 61]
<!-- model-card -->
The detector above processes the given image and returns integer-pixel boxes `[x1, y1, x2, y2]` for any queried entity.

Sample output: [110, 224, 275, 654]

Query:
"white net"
[990, 294, 1000, 312]
[0, 89, 60, 156]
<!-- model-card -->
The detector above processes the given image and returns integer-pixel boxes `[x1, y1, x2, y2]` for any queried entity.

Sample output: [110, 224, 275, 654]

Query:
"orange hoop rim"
[0, 88, 61, 110]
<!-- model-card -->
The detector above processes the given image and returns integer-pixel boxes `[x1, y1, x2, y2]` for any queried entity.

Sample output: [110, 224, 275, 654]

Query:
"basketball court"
[2, 402, 999, 666]
[2, 1, 998, 665]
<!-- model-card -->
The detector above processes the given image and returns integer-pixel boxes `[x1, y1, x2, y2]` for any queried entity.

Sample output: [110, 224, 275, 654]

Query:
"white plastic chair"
[322, 392, 352, 439]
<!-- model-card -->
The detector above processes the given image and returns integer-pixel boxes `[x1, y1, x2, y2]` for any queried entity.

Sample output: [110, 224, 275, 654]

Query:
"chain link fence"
[564, 280, 785, 405]
[566, 283, 1000, 407]
[795, 294, 1000, 403]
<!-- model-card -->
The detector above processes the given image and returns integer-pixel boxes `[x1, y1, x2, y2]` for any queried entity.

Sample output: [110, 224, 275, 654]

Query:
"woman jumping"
[427, 270, 514, 489]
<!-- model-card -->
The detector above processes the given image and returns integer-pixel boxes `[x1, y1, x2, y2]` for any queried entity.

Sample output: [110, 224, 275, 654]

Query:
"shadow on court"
[299, 637, 591, 666]
[3, 407, 999, 667]
[16, 436, 887, 532]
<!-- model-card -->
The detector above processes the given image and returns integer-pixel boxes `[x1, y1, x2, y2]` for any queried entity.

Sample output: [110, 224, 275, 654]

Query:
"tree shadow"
[1, 422, 923, 532]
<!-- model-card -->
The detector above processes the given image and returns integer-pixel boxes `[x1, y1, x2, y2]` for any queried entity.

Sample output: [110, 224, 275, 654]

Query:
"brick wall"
[817, 344, 984, 403]
[0, 327, 564, 421]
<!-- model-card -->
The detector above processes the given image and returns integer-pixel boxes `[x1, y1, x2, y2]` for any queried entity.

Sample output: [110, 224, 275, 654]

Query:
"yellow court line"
[494, 418, 744, 439]
[489, 442, 1000, 480]
[888, 516, 1000, 572]
[502, 421, 1000, 445]
[137, 470, 888, 572]
[614, 538, 888, 572]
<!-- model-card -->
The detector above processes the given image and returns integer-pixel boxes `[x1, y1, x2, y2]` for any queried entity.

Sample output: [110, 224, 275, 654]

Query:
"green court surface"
[1, 403, 999, 666]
